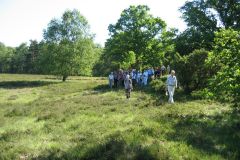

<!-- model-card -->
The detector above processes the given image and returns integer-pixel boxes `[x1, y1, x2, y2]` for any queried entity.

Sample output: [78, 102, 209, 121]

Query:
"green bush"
[191, 88, 214, 100]
[207, 29, 240, 109]
[150, 76, 167, 93]
[174, 49, 211, 93]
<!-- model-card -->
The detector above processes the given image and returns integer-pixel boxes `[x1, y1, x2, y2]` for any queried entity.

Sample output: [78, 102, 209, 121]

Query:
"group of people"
[109, 65, 170, 88]
[108, 65, 177, 103]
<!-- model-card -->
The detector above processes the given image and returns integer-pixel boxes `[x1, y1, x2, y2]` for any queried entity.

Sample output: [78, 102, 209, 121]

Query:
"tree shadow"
[0, 81, 58, 89]
[33, 132, 168, 160]
[165, 110, 240, 159]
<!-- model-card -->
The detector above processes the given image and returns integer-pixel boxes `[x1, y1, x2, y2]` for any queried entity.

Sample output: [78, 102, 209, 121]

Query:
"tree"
[10, 43, 28, 73]
[0, 42, 14, 73]
[24, 40, 40, 73]
[207, 29, 240, 109]
[177, 0, 218, 55]
[175, 49, 210, 93]
[105, 5, 167, 70]
[42, 9, 96, 81]
[207, 0, 240, 29]
[177, 0, 240, 55]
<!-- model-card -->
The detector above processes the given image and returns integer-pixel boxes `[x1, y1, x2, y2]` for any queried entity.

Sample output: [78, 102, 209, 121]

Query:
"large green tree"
[208, 0, 240, 29]
[176, 0, 218, 55]
[42, 9, 96, 81]
[176, 0, 240, 55]
[105, 5, 167, 70]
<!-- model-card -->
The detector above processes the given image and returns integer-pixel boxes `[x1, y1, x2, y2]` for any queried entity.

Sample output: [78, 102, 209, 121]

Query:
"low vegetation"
[0, 74, 239, 160]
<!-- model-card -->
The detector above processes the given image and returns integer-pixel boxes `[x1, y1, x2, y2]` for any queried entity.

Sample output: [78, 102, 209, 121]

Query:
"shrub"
[150, 76, 167, 93]
[207, 29, 240, 109]
[174, 49, 211, 93]
[191, 88, 214, 100]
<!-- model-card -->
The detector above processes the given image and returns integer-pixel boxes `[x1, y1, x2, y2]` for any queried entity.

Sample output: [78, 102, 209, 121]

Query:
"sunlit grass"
[0, 74, 239, 160]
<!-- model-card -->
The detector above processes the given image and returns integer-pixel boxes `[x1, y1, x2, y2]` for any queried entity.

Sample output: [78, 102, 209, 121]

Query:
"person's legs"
[172, 87, 175, 102]
[110, 80, 113, 88]
[109, 79, 111, 88]
[114, 79, 117, 88]
[127, 89, 131, 98]
[126, 89, 130, 99]
[144, 77, 148, 86]
[168, 86, 174, 103]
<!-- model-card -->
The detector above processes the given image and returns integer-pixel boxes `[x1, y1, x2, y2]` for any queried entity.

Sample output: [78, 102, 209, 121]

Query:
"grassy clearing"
[0, 74, 239, 160]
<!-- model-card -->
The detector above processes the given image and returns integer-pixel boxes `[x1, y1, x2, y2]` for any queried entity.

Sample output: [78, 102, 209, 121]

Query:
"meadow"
[0, 74, 239, 160]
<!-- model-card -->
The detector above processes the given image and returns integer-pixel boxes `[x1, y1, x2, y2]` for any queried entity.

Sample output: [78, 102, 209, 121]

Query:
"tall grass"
[0, 74, 239, 160]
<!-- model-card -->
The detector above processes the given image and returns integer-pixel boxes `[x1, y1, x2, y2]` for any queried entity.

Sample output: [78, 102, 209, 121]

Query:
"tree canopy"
[42, 9, 99, 81]
[104, 5, 167, 70]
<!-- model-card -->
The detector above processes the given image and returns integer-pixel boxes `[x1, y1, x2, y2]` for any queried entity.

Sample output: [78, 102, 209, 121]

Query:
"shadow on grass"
[33, 132, 168, 160]
[166, 110, 240, 159]
[0, 81, 58, 89]
[91, 84, 129, 96]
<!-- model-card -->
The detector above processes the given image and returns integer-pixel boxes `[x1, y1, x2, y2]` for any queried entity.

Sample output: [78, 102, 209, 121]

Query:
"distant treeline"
[0, 40, 102, 77]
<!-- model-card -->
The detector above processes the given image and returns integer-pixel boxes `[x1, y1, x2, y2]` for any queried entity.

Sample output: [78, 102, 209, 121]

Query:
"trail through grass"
[0, 74, 239, 160]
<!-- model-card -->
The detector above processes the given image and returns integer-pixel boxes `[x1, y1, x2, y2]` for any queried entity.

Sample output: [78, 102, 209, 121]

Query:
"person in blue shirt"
[166, 70, 177, 103]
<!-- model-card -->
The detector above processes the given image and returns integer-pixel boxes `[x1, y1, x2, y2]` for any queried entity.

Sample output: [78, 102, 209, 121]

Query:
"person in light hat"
[124, 74, 133, 99]
[166, 70, 177, 103]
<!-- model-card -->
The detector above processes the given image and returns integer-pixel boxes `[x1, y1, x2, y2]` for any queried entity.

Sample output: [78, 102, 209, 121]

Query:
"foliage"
[150, 76, 167, 93]
[0, 42, 14, 73]
[10, 43, 29, 73]
[42, 9, 97, 81]
[207, 29, 240, 108]
[176, 0, 218, 55]
[104, 5, 167, 70]
[207, 0, 240, 29]
[177, 0, 240, 55]
[174, 49, 211, 93]
[24, 40, 40, 73]
[191, 88, 214, 100]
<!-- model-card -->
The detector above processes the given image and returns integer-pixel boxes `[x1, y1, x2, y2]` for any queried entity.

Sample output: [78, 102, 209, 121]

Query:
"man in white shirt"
[166, 70, 177, 103]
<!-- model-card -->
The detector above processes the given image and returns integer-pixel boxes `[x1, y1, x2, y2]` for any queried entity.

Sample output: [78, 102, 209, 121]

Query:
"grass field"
[0, 74, 239, 160]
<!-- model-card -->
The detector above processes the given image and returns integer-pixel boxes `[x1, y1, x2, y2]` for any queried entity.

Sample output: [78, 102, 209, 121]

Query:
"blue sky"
[0, 0, 187, 47]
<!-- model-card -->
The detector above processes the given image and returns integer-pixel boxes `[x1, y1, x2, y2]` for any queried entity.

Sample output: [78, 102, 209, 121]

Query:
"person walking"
[143, 69, 148, 86]
[166, 70, 177, 103]
[124, 74, 133, 99]
[161, 65, 166, 76]
[113, 71, 118, 88]
[167, 65, 170, 74]
[137, 70, 142, 85]
[108, 72, 114, 89]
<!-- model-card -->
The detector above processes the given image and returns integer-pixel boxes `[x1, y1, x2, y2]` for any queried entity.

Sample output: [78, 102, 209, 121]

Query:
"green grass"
[0, 74, 239, 160]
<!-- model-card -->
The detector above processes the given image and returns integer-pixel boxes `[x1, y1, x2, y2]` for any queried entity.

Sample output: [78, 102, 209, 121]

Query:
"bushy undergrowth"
[150, 76, 167, 94]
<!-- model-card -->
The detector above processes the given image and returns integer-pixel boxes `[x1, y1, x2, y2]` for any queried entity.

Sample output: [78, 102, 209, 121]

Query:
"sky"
[0, 0, 187, 47]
